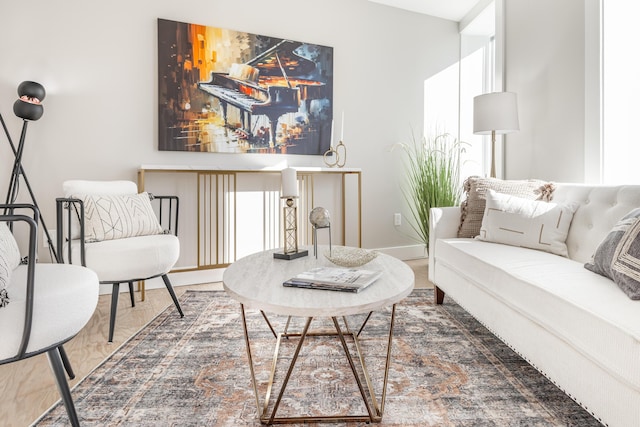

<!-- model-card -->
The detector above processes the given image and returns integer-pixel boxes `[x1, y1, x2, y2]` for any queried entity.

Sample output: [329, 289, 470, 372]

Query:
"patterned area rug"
[35, 289, 601, 426]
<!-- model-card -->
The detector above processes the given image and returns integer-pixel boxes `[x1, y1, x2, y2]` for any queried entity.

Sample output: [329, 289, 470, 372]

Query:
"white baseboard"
[98, 245, 426, 295]
[374, 244, 427, 260]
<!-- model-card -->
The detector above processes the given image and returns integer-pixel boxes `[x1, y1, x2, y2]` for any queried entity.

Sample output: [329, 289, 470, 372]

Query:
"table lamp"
[274, 167, 308, 260]
[473, 92, 519, 178]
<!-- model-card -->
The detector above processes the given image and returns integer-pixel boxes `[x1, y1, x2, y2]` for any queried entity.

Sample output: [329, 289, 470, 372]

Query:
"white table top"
[223, 246, 415, 317]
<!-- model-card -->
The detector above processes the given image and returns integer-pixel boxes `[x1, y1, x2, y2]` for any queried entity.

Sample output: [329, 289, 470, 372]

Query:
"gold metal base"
[240, 304, 397, 424]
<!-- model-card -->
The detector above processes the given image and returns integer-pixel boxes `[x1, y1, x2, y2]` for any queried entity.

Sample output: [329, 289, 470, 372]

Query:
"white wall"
[0, 0, 460, 261]
[504, 0, 592, 182]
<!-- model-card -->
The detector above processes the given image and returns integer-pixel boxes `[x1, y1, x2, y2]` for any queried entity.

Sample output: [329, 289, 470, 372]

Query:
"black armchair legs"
[107, 276, 184, 343]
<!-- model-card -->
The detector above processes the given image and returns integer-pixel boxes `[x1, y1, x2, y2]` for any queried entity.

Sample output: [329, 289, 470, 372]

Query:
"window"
[424, 1, 496, 180]
[602, 0, 640, 183]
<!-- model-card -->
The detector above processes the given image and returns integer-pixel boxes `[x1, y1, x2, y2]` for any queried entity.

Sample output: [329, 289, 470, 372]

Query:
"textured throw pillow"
[0, 222, 22, 308]
[477, 190, 579, 257]
[585, 208, 640, 300]
[458, 176, 554, 238]
[74, 192, 163, 242]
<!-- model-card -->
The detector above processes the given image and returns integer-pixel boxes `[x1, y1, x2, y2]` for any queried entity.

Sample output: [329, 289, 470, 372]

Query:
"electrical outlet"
[394, 213, 401, 226]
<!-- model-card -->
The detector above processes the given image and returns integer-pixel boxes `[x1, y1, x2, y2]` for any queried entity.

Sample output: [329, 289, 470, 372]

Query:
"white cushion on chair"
[65, 234, 180, 283]
[0, 263, 99, 360]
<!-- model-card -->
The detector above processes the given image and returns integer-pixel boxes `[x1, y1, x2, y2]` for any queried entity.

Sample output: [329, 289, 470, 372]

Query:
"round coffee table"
[223, 246, 414, 424]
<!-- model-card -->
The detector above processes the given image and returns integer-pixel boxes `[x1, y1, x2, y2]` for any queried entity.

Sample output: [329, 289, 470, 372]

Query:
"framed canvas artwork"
[157, 18, 334, 155]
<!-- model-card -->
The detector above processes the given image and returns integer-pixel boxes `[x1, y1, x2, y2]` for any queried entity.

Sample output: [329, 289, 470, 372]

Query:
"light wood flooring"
[0, 259, 431, 427]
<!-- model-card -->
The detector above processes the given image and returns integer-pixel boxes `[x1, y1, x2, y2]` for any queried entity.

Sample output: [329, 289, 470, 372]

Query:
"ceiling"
[368, 0, 482, 22]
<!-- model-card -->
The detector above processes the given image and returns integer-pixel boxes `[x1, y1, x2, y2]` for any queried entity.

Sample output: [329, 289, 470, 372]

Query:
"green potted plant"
[398, 131, 464, 253]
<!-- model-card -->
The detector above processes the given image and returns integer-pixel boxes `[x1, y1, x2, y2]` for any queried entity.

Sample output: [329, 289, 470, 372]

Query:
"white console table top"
[223, 246, 414, 317]
[140, 164, 362, 173]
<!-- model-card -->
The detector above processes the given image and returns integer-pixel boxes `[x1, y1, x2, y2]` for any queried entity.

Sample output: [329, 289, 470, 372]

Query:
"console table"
[137, 165, 362, 272]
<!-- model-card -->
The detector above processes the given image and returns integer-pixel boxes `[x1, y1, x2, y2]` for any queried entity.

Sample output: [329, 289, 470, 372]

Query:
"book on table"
[283, 267, 383, 293]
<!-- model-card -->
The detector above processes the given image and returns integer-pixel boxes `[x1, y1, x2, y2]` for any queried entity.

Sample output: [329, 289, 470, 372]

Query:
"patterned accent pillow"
[0, 222, 22, 308]
[73, 192, 163, 242]
[477, 190, 579, 257]
[458, 176, 554, 238]
[585, 208, 640, 299]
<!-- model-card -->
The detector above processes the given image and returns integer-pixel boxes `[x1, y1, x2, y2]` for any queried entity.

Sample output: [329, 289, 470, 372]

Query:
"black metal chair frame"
[55, 194, 184, 342]
[0, 204, 82, 426]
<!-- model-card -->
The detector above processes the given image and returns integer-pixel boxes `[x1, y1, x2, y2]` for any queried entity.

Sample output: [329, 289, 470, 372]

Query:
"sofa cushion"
[585, 208, 640, 299]
[477, 190, 578, 257]
[434, 238, 640, 392]
[457, 176, 553, 238]
[0, 223, 21, 309]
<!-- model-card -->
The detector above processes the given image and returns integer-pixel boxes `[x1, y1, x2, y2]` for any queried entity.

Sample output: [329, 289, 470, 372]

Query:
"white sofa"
[428, 183, 640, 427]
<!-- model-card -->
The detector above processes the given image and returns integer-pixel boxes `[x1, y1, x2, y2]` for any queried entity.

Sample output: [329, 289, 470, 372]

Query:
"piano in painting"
[198, 40, 327, 146]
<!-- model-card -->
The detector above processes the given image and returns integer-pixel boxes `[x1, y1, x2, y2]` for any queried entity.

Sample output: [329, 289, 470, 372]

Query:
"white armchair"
[0, 204, 99, 426]
[56, 180, 184, 342]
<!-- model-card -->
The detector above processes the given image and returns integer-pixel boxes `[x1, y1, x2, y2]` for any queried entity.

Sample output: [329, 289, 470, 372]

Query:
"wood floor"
[0, 259, 430, 427]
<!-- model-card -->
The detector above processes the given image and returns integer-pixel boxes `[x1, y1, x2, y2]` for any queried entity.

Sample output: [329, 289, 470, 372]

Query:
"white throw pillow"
[0, 222, 22, 308]
[73, 192, 163, 242]
[477, 189, 578, 257]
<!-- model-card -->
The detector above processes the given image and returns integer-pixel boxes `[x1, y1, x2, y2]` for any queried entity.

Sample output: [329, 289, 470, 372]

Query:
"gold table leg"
[239, 304, 397, 424]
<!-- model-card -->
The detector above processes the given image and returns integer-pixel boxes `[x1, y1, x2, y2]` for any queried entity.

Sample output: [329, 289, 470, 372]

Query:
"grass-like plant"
[398, 131, 464, 252]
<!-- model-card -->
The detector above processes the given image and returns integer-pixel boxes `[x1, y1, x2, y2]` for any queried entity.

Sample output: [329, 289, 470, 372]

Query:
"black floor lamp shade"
[13, 81, 45, 121]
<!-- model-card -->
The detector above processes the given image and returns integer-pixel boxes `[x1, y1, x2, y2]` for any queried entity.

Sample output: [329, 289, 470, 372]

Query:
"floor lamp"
[1, 81, 59, 262]
[473, 92, 520, 178]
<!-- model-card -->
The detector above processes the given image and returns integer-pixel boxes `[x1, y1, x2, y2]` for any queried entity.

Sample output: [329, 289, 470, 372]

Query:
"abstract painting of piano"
[157, 18, 334, 155]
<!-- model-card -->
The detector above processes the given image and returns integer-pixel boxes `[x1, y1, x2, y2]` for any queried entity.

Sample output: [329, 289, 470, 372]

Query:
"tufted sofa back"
[551, 184, 640, 263]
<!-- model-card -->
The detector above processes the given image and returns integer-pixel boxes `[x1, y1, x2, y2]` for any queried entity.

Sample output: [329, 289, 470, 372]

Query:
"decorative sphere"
[309, 207, 330, 228]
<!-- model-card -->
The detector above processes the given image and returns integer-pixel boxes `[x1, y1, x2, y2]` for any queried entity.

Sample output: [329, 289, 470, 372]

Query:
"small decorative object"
[309, 207, 331, 258]
[323, 112, 347, 167]
[274, 168, 308, 260]
[324, 246, 378, 267]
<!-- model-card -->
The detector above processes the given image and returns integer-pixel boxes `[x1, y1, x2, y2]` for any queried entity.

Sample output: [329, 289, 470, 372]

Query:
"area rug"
[35, 289, 601, 426]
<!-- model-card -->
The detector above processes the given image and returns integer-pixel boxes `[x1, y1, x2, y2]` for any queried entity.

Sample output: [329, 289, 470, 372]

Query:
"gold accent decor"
[323, 140, 347, 168]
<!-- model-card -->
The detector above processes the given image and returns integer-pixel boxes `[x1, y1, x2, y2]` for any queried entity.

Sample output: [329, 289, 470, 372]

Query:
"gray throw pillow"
[584, 208, 640, 300]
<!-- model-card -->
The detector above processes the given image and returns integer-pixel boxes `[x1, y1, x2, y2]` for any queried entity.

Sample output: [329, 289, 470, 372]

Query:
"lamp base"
[274, 249, 309, 260]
